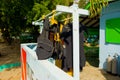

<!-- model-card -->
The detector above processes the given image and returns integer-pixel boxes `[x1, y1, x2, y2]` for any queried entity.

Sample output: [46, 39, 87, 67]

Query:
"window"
[106, 18, 120, 44]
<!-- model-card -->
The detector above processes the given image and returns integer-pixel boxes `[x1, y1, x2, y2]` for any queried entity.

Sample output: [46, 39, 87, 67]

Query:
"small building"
[99, 0, 120, 69]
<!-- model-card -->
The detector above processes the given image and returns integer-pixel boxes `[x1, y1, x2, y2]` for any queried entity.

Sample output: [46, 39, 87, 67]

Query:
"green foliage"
[79, 0, 87, 8]
[84, 46, 99, 67]
[0, 0, 89, 44]
[89, 0, 108, 17]
[27, 2, 50, 22]
[20, 32, 34, 43]
[0, 0, 34, 38]
[84, 46, 99, 57]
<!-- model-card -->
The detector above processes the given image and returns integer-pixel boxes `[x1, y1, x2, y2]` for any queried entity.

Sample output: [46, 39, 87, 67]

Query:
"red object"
[21, 48, 26, 80]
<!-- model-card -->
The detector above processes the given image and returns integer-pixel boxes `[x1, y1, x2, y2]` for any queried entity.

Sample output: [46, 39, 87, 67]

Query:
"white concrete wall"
[99, 1, 120, 69]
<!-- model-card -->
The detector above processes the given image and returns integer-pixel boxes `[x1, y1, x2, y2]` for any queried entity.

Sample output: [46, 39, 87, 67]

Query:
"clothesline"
[32, 11, 73, 26]
[32, 4, 79, 25]
[32, 11, 63, 26]
[33, 10, 62, 22]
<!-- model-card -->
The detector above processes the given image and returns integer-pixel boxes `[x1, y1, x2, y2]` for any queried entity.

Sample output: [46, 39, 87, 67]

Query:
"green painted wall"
[106, 18, 120, 44]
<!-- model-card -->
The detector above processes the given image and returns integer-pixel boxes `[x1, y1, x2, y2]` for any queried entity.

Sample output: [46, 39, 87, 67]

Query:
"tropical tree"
[78, 0, 109, 17]
[0, 0, 109, 44]
[89, 0, 108, 17]
[0, 0, 34, 44]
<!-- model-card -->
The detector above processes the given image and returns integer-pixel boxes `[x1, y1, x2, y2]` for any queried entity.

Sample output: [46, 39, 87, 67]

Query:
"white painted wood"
[72, 6, 80, 80]
[56, 3, 89, 80]
[21, 43, 74, 80]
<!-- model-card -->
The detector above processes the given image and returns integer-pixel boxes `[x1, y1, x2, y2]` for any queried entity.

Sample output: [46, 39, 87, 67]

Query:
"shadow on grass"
[84, 46, 99, 67]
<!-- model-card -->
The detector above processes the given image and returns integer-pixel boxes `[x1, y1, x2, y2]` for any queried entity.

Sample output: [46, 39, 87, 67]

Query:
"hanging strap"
[54, 23, 64, 42]
[42, 17, 50, 39]
[50, 12, 58, 25]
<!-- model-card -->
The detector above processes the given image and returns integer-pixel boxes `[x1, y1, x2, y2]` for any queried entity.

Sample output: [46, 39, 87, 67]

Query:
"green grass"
[84, 46, 99, 67]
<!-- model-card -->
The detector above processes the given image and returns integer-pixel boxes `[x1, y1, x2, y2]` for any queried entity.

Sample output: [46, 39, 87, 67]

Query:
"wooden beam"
[89, 19, 99, 27]
[80, 16, 88, 23]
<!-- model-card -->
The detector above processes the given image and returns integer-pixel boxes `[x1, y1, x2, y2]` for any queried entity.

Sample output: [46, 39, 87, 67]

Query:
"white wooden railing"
[21, 43, 74, 80]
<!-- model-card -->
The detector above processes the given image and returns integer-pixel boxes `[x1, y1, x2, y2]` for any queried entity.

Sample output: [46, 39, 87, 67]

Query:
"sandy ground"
[0, 41, 120, 80]
[0, 42, 20, 65]
[0, 67, 21, 80]
[0, 40, 21, 80]
[80, 62, 120, 80]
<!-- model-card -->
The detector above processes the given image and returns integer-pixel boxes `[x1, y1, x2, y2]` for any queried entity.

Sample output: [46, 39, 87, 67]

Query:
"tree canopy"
[0, 0, 108, 44]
